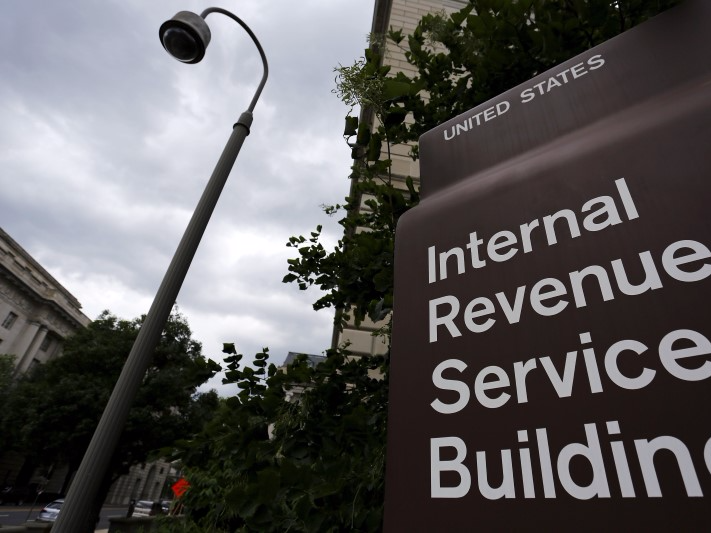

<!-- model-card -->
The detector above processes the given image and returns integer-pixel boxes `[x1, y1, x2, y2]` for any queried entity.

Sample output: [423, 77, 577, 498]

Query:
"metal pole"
[52, 112, 254, 532]
[53, 8, 268, 529]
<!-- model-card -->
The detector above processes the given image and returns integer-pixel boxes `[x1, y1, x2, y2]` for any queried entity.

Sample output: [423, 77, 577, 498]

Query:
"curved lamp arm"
[201, 7, 269, 114]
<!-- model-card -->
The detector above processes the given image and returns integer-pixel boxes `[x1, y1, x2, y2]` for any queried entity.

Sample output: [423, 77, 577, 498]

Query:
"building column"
[13, 322, 47, 374]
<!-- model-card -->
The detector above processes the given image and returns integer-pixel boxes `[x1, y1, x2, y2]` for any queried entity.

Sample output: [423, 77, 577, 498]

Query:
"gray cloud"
[0, 0, 371, 391]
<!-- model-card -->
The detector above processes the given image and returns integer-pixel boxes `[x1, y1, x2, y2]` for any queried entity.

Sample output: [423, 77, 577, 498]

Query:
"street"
[0, 504, 126, 530]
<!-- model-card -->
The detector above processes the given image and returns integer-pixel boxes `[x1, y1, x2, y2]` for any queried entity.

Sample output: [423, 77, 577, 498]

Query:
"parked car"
[37, 499, 64, 522]
[132, 499, 163, 517]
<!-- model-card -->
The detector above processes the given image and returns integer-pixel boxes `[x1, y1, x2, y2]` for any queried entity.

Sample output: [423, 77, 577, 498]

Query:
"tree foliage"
[158, 346, 386, 532]
[0, 311, 220, 506]
[0, 353, 13, 402]
[0, 354, 15, 451]
[167, 1, 681, 531]
[390, 0, 682, 147]
[283, 0, 680, 328]
[283, 45, 422, 332]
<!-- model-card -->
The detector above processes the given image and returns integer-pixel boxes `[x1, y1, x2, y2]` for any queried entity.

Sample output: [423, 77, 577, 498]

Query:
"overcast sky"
[1, 1, 374, 394]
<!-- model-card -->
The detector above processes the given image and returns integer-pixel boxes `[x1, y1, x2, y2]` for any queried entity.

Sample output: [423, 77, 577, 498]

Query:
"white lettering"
[431, 437, 471, 498]
[431, 359, 469, 414]
[488, 230, 518, 262]
[530, 278, 568, 316]
[429, 295, 461, 342]
[635, 436, 703, 497]
[463, 297, 496, 333]
[604, 339, 655, 390]
[474, 366, 511, 408]
[662, 239, 711, 282]
[540, 352, 577, 398]
[557, 423, 610, 499]
[659, 329, 711, 381]
[476, 450, 516, 499]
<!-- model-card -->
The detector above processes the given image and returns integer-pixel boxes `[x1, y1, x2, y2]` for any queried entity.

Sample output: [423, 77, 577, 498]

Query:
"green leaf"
[367, 133, 382, 161]
[256, 469, 280, 504]
[384, 107, 408, 128]
[382, 79, 412, 101]
[223, 343, 237, 355]
[356, 121, 370, 146]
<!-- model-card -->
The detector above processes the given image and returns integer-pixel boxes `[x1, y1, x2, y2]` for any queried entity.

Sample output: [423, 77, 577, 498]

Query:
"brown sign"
[385, 1, 711, 530]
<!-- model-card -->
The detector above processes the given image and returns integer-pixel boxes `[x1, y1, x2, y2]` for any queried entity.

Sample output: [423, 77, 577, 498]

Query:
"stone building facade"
[0, 227, 91, 373]
[105, 459, 177, 505]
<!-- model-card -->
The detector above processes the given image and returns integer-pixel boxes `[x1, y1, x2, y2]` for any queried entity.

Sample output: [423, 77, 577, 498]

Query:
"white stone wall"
[105, 460, 174, 505]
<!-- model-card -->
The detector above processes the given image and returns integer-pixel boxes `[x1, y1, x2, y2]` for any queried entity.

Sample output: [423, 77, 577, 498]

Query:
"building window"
[2, 312, 18, 330]
[40, 336, 52, 352]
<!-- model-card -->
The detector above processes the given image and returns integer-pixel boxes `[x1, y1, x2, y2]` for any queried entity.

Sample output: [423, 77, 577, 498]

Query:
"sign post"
[384, 1, 711, 529]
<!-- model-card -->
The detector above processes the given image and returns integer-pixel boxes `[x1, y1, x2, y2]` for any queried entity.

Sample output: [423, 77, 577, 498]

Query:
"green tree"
[284, 0, 681, 328]
[166, 1, 681, 531]
[0, 354, 15, 451]
[158, 345, 386, 533]
[390, 0, 682, 146]
[0, 311, 220, 524]
[0, 353, 13, 402]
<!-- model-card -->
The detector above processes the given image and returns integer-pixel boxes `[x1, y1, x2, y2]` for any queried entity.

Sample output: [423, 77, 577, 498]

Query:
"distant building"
[333, 0, 468, 356]
[0, 227, 90, 372]
[282, 351, 327, 368]
[0, 228, 178, 507]
[105, 459, 177, 505]
[280, 352, 327, 402]
[0, 227, 92, 498]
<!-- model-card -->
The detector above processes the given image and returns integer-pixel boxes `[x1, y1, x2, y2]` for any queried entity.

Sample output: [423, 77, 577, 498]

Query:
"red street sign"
[385, 1, 711, 530]
[171, 478, 190, 498]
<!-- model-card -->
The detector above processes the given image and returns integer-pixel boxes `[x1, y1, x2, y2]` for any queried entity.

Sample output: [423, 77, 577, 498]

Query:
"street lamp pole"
[52, 9, 268, 533]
